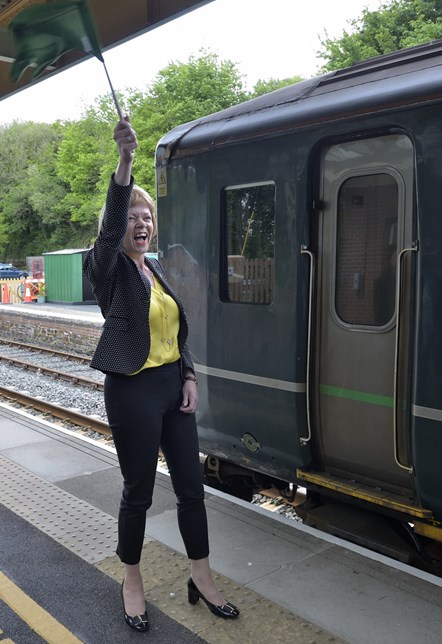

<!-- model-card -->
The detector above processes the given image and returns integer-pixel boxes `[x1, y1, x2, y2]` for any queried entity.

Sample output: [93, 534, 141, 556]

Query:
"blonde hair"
[98, 184, 157, 235]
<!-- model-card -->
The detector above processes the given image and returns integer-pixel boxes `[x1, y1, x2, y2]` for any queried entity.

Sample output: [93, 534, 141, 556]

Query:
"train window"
[335, 173, 398, 326]
[221, 182, 275, 304]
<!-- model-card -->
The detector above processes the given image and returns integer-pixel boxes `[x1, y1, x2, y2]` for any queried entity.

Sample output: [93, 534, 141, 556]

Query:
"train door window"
[334, 173, 399, 327]
[221, 182, 275, 304]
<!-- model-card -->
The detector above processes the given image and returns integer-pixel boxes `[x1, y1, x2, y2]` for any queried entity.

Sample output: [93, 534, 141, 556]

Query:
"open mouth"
[134, 233, 147, 242]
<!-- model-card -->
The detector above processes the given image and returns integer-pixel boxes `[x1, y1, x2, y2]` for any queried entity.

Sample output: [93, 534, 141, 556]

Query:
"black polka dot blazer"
[83, 175, 194, 376]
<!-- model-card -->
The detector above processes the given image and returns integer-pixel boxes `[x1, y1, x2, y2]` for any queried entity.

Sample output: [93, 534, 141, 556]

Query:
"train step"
[296, 469, 433, 519]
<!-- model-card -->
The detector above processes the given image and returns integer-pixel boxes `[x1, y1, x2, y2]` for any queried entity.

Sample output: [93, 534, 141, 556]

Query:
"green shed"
[43, 249, 95, 304]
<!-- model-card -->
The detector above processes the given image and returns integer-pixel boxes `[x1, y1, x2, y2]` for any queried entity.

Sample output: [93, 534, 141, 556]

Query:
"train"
[155, 39, 442, 570]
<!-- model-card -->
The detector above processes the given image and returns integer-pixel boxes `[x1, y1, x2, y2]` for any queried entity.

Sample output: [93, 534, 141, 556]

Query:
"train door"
[314, 134, 416, 490]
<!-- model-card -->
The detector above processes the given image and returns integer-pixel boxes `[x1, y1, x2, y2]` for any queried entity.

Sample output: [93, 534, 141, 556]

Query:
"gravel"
[0, 361, 107, 421]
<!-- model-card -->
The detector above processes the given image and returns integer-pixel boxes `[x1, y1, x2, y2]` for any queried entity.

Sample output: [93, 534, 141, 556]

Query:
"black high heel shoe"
[187, 577, 239, 619]
[121, 582, 149, 632]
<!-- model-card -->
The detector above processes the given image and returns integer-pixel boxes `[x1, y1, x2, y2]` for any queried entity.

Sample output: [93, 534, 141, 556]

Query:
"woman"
[84, 117, 239, 631]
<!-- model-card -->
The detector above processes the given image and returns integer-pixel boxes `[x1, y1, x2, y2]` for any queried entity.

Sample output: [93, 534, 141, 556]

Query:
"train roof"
[156, 39, 442, 164]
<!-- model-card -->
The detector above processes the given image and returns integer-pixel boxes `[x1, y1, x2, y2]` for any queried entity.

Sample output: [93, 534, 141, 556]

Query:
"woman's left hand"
[180, 380, 198, 413]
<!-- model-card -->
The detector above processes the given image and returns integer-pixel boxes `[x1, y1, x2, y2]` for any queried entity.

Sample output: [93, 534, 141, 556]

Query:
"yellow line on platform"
[0, 572, 82, 644]
[0, 627, 14, 643]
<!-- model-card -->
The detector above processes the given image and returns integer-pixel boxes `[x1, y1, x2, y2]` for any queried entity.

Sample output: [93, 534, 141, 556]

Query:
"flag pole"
[102, 60, 123, 120]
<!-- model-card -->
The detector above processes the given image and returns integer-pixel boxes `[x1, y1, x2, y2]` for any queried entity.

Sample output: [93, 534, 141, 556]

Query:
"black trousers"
[104, 361, 209, 565]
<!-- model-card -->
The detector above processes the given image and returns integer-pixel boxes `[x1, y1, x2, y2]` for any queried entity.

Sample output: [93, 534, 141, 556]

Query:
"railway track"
[0, 337, 108, 437]
[0, 339, 102, 389]
[0, 338, 92, 362]
[0, 384, 111, 436]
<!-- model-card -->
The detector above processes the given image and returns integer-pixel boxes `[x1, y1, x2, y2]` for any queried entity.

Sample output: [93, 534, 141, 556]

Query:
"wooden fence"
[228, 257, 273, 304]
[0, 278, 25, 304]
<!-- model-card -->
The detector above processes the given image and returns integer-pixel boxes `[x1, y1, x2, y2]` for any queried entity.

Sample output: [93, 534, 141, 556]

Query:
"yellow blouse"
[131, 275, 181, 374]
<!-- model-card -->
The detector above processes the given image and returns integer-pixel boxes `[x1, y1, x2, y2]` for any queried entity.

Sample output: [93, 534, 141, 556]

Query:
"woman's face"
[122, 204, 154, 260]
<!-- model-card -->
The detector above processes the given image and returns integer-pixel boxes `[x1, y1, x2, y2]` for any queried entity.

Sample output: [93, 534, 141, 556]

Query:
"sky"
[0, 0, 385, 125]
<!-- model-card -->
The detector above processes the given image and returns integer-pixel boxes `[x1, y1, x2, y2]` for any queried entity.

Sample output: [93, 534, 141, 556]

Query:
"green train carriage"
[155, 40, 442, 568]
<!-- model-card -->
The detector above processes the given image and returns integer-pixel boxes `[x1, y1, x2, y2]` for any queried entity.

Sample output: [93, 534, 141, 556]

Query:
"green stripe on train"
[320, 384, 393, 408]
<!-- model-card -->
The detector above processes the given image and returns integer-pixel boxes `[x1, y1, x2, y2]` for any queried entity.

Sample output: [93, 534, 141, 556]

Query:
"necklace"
[141, 264, 154, 286]
[158, 287, 172, 349]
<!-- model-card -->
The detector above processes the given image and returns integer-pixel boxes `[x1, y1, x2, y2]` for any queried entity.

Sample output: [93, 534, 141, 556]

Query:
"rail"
[0, 343, 102, 390]
[0, 338, 91, 362]
[393, 240, 418, 474]
[299, 244, 315, 445]
[0, 384, 111, 436]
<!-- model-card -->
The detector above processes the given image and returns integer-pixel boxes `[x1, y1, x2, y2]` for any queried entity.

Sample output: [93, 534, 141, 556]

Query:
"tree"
[54, 51, 248, 241]
[55, 104, 114, 235]
[130, 50, 248, 194]
[0, 51, 297, 257]
[250, 75, 304, 98]
[0, 121, 68, 259]
[318, 0, 442, 72]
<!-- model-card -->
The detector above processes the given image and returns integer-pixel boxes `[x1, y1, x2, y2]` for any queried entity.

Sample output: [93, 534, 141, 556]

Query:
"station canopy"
[0, 0, 212, 102]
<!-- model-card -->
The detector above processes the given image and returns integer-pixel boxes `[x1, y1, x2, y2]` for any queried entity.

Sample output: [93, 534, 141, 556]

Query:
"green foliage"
[250, 76, 304, 98]
[0, 121, 70, 258]
[56, 103, 114, 227]
[128, 50, 248, 195]
[319, 0, 442, 72]
[4, 5, 442, 261]
[0, 121, 53, 189]
[0, 50, 305, 259]
[148, 49, 247, 125]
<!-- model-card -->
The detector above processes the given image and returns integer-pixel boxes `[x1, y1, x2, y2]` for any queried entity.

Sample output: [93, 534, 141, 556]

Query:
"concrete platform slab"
[59, 468, 178, 521]
[2, 438, 113, 482]
[248, 546, 442, 644]
[0, 416, 50, 450]
[0, 404, 115, 482]
[143, 486, 442, 644]
[144, 496, 332, 581]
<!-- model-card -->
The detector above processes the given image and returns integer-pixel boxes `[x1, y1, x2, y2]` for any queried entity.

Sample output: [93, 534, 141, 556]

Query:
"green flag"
[9, 0, 104, 83]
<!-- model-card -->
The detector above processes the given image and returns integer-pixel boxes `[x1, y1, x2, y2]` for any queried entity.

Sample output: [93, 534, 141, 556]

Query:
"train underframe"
[203, 455, 442, 576]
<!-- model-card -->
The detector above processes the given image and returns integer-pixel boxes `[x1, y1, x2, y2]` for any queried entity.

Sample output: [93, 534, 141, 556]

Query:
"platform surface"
[0, 300, 102, 319]
[1, 401, 442, 643]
